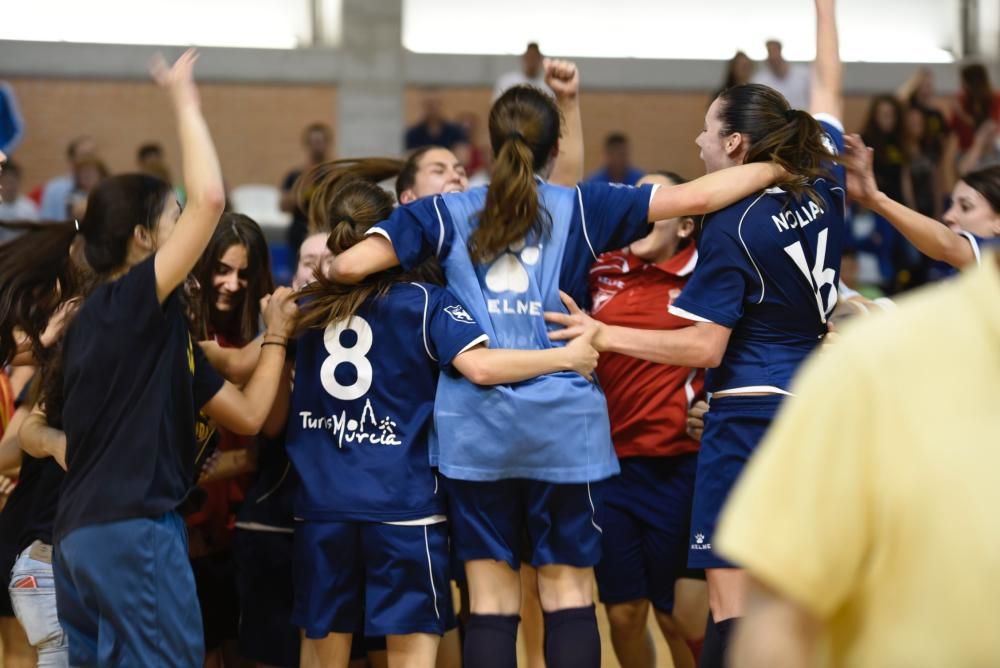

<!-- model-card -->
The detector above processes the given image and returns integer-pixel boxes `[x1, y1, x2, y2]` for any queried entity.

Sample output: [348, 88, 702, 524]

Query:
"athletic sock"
[700, 613, 739, 668]
[543, 605, 601, 668]
[462, 614, 519, 668]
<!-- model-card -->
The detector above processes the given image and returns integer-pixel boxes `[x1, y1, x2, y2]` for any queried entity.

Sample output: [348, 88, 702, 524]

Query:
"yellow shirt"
[717, 254, 1000, 668]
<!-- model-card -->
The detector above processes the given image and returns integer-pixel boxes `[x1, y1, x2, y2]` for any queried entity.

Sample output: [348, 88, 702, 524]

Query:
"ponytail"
[293, 159, 442, 334]
[744, 108, 836, 204]
[472, 134, 547, 262]
[297, 158, 405, 235]
[0, 220, 80, 365]
[716, 84, 841, 206]
[472, 85, 561, 263]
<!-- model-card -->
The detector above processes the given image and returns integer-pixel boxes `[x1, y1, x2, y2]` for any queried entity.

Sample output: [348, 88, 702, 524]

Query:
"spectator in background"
[861, 95, 909, 204]
[292, 232, 333, 290]
[404, 93, 468, 151]
[718, 252, 1000, 668]
[952, 63, 1000, 153]
[902, 106, 941, 219]
[586, 133, 644, 185]
[957, 120, 1000, 175]
[897, 68, 950, 165]
[39, 135, 97, 219]
[493, 42, 554, 100]
[455, 110, 488, 179]
[716, 51, 754, 97]
[861, 95, 926, 291]
[136, 142, 180, 201]
[136, 142, 165, 173]
[67, 157, 110, 221]
[751, 39, 811, 110]
[0, 162, 39, 223]
[280, 122, 334, 259]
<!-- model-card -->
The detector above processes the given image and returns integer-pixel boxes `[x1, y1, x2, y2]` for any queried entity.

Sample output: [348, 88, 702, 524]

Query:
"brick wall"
[405, 86, 877, 180]
[5, 77, 338, 193]
[8, 77, 874, 194]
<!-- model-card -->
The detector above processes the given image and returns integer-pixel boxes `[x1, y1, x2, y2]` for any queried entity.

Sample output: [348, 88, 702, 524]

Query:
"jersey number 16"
[783, 228, 838, 323]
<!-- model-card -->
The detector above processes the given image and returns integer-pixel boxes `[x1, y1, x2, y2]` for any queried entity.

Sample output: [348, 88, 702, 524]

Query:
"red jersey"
[590, 244, 704, 459]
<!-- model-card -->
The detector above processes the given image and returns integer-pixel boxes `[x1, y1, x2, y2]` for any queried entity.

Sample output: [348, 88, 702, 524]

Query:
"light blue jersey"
[372, 180, 654, 482]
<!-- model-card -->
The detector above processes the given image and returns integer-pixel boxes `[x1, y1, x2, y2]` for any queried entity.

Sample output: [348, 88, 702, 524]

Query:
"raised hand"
[150, 48, 201, 109]
[544, 58, 580, 101]
[843, 134, 880, 207]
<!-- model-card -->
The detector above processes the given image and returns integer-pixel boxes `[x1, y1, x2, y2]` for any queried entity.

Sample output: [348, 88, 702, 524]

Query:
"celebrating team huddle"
[2, 0, 998, 667]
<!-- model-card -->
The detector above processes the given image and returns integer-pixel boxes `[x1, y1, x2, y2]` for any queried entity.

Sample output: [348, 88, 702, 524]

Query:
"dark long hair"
[961, 165, 1000, 214]
[472, 85, 560, 263]
[0, 174, 173, 422]
[0, 174, 173, 365]
[861, 94, 904, 156]
[187, 213, 274, 344]
[960, 64, 994, 127]
[294, 159, 443, 333]
[714, 83, 837, 204]
[395, 146, 435, 200]
[720, 51, 753, 93]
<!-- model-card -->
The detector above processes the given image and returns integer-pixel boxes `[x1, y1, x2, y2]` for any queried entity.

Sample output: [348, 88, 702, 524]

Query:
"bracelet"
[261, 341, 287, 349]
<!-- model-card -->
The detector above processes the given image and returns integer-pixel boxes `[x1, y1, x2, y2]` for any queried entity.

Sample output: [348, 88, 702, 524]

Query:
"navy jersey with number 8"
[287, 282, 488, 523]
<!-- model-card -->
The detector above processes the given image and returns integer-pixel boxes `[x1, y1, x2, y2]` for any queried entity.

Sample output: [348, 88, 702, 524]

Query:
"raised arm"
[546, 59, 584, 187]
[810, 0, 843, 120]
[151, 50, 227, 303]
[844, 134, 976, 268]
[648, 162, 785, 221]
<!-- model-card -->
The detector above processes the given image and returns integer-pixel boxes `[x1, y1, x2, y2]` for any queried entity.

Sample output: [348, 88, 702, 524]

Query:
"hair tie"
[784, 109, 797, 122]
[74, 219, 80, 232]
[506, 130, 525, 143]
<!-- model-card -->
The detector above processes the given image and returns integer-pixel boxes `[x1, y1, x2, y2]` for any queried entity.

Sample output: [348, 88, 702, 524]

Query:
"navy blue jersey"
[371, 180, 654, 482]
[57, 257, 225, 540]
[286, 282, 487, 522]
[671, 118, 846, 394]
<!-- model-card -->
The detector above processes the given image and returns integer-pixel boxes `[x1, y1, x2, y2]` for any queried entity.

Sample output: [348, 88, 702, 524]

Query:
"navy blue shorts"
[292, 520, 454, 638]
[689, 395, 783, 569]
[233, 528, 300, 667]
[54, 512, 203, 667]
[595, 455, 700, 613]
[444, 477, 605, 570]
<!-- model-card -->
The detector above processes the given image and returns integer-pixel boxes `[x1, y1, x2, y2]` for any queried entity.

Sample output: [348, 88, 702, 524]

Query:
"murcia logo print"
[484, 239, 541, 294]
[444, 304, 475, 324]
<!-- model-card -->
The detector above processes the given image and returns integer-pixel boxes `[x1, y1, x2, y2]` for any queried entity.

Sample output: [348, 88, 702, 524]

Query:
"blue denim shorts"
[9, 541, 68, 666]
